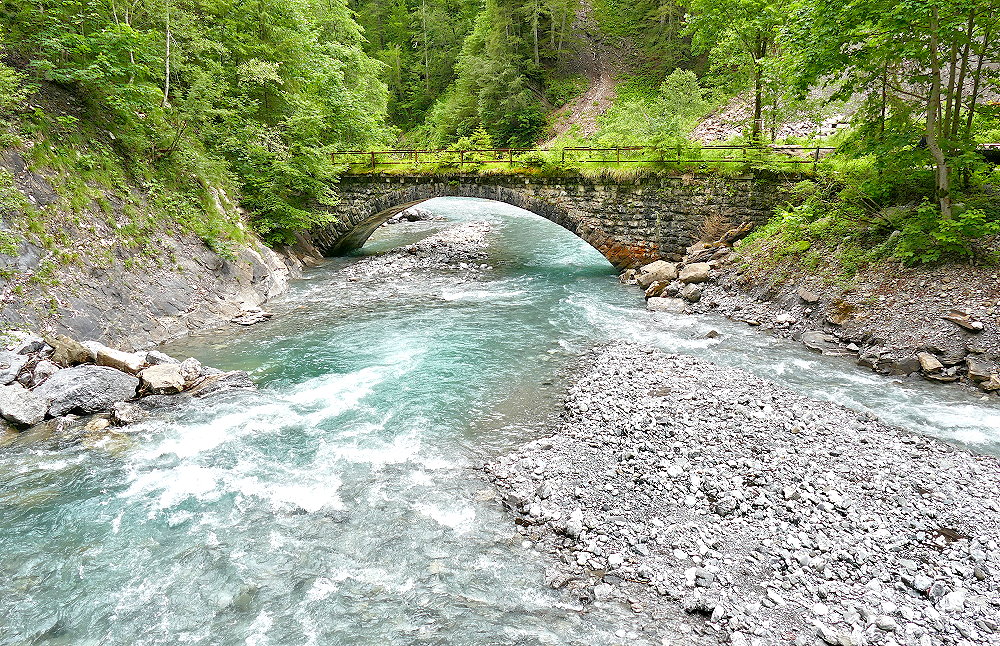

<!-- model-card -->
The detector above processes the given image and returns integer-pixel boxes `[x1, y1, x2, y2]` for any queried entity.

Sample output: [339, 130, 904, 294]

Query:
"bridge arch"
[306, 174, 790, 270]
[308, 180, 635, 268]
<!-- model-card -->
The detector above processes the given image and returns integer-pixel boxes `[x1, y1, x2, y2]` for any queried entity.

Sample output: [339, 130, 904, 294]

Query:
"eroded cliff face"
[0, 148, 320, 350]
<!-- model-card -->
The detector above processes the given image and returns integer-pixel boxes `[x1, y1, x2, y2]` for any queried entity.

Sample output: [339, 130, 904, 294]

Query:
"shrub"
[892, 202, 1000, 265]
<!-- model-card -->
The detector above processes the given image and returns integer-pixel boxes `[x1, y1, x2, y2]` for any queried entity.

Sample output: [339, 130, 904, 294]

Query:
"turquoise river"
[1, 198, 998, 645]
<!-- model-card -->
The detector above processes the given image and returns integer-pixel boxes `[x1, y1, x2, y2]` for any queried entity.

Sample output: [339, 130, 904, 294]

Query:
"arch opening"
[314, 180, 646, 270]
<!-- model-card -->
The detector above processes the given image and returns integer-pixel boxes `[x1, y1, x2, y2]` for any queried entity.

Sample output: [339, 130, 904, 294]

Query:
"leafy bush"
[892, 202, 1000, 265]
[545, 76, 588, 107]
[595, 70, 717, 147]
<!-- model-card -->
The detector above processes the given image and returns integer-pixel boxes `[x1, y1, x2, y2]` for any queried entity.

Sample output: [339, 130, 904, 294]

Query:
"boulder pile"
[0, 331, 253, 432]
[623, 227, 743, 315]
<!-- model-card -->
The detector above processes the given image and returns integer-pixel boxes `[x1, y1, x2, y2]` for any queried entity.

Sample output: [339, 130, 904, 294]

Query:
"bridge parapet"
[309, 173, 796, 269]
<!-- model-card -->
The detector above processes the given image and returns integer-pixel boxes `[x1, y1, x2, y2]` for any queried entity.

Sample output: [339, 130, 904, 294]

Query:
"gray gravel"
[486, 342, 1000, 645]
[341, 220, 493, 279]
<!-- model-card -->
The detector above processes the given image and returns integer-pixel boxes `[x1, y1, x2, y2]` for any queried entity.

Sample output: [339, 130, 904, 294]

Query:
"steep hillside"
[0, 82, 320, 349]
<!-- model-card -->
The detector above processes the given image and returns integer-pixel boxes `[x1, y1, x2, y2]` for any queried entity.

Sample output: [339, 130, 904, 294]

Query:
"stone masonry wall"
[308, 173, 794, 269]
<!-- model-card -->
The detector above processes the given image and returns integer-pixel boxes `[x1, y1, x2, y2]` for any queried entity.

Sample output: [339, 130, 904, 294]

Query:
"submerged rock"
[186, 371, 255, 398]
[33, 365, 139, 417]
[111, 401, 148, 426]
[647, 297, 687, 313]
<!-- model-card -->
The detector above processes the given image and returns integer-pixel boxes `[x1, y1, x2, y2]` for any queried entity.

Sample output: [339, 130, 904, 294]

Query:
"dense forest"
[0, 0, 997, 256]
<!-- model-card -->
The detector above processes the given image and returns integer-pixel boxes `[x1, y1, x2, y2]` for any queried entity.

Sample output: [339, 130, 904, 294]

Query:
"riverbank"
[486, 342, 1000, 645]
[624, 232, 1000, 398]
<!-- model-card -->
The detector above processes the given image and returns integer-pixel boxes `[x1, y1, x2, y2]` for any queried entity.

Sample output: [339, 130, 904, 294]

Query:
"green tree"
[786, 0, 999, 217]
[683, 0, 790, 142]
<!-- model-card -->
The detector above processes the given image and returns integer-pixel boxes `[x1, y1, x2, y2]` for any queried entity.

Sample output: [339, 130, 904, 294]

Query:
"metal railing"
[331, 145, 840, 172]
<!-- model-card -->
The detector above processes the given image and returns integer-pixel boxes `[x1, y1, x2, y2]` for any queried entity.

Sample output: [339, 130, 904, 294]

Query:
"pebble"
[485, 343, 1000, 645]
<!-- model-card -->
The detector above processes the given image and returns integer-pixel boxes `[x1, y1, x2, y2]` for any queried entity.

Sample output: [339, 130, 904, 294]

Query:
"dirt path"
[539, 2, 619, 146]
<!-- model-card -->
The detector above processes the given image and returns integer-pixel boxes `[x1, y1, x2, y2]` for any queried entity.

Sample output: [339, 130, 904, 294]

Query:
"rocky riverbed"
[341, 219, 493, 281]
[486, 343, 1000, 646]
[0, 330, 253, 446]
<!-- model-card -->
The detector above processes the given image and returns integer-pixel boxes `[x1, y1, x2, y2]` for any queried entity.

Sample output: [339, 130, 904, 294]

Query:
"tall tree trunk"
[926, 9, 952, 219]
[533, 1, 539, 66]
[950, 11, 976, 139]
[751, 37, 765, 143]
[964, 22, 992, 138]
[162, 2, 171, 107]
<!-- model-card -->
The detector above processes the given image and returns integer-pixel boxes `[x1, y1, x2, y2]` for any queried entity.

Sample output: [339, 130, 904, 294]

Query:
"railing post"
[509, 149, 513, 168]
[813, 147, 820, 173]
[370, 151, 376, 170]
[616, 147, 620, 163]
[460, 150, 464, 167]
[414, 150, 418, 165]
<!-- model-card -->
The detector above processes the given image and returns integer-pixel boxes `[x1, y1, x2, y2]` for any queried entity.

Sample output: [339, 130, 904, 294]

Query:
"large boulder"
[916, 351, 944, 373]
[45, 335, 94, 367]
[646, 297, 687, 313]
[679, 263, 712, 284]
[144, 350, 179, 366]
[139, 364, 186, 394]
[680, 283, 703, 303]
[0, 384, 47, 427]
[33, 366, 139, 417]
[644, 281, 668, 299]
[179, 358, 205, 384]
[797, 286, 821, 304]
[800, 331, 854, 357]
[84, 342, 146, 375]
[0, 351, 28, 385]
[186, 371, 255, 398]
[636, 260, 678, 287]
[966, 355, 994, 382]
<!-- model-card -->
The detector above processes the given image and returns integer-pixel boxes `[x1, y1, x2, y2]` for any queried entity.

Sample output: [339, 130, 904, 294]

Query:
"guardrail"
[331, 145, 839, 172]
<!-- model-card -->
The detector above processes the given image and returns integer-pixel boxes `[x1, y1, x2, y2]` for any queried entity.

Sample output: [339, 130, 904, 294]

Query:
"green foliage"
[893, 203, 1000, 265]
[596, 69, 717, 146]
[2, 0, 392, 243]
[741, 179, 1000, 277]
[545, 75, 588, 107]
[592, 0, 690, 70]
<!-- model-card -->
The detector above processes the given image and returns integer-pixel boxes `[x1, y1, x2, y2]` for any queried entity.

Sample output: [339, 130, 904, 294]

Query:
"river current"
[2, 198, 998, 645]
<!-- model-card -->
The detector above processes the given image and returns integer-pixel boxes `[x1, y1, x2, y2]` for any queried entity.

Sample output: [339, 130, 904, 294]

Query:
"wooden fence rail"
[331, 145, 840, 172]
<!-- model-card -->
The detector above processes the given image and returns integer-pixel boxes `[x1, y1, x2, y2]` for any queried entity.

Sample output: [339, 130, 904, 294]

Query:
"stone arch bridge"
[307, 173, 793, 269]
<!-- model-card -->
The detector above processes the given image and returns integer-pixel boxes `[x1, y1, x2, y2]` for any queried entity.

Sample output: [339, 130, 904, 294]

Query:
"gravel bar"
[485, 343, 1000, 646]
